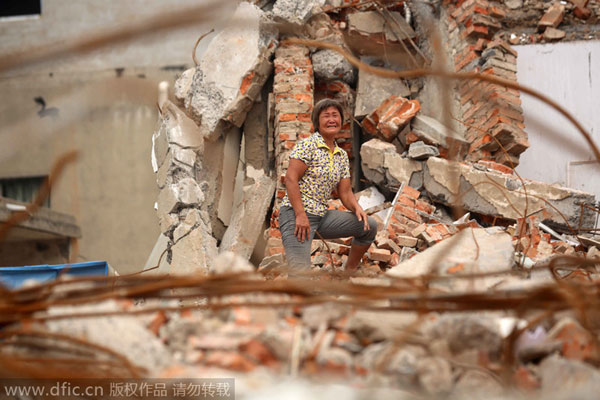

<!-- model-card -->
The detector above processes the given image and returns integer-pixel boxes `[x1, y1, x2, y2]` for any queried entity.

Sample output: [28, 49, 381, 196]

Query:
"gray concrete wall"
[0, 0, 232, 75]
[0, 0, 232, 273]
[515, 41, 600, 199]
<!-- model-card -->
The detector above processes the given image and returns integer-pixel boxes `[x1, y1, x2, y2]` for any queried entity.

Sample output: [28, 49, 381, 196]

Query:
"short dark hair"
[312, 98, 344, 132]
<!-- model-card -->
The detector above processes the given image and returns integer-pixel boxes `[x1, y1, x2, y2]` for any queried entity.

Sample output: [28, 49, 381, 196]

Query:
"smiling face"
[318, 106, 342, 138]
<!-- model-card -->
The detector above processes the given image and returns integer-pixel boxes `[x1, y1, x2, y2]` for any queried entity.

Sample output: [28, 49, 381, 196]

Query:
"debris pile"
[4, 0, 600, 398]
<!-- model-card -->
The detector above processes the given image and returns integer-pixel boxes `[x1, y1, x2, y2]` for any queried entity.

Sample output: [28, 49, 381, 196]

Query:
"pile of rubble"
[123, 0, 600, 396]
[501, 0, 600, 44]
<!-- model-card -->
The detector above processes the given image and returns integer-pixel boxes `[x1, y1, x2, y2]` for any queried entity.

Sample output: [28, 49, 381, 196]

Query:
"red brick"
[394, 204, 422, 223]
[405, 131, 420, 145]
[401, 185, 421, 199]
[240, 72, 255, 96]
[489, 5, 506, 19]
[462, 25, 490, 39]
[397, 195, 415, 208]
[538, 3, 565, 29]
[574, 6, 591, 20]
[455, 49, 479, 71]
[368, 248, 392, 262]
[269, 229, 282, 238]
[553, 320, 598, 361]
[278, 113, 297, 122]
[415, 200, 435, 215]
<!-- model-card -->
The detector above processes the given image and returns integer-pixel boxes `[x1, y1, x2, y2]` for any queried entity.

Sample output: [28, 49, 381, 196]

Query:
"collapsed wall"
[148, 0, 596, 275]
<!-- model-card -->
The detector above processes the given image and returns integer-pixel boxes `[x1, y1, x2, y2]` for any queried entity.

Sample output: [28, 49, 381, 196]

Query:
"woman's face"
[318, 106, 342, 137]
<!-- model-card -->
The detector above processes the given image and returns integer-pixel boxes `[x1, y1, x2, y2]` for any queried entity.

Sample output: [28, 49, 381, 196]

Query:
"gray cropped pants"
[278, 205, 378, 269]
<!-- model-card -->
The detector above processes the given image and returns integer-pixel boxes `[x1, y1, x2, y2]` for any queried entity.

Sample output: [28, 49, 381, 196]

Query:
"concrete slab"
[220, 168, 276, 260]
[183, 2, 277, 141]
[272, 0, 326, 25]
[387, 227, 514, 292]
[411, 115, 469, 156]
[423, 157, 597, 230]
[361, 139, 424, 191]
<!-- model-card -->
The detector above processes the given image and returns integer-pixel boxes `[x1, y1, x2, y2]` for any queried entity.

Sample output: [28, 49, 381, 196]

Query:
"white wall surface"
[515, 40, 600, 199]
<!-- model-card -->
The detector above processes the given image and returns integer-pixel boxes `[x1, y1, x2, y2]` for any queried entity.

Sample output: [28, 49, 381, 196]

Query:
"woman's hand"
[294, 212, 311, 242]
[355, 207, 370, 231]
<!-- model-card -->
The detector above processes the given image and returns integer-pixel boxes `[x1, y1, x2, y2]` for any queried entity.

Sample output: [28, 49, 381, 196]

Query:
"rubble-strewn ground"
[3, 0, 600, 398]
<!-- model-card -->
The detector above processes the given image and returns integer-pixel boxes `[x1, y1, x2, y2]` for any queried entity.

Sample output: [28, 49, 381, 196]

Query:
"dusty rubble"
[3, 0, 600, 398]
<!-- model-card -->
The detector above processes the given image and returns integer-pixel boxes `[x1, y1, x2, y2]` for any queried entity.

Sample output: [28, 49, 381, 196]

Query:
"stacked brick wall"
[445, 0, 529, 167]
[265, 43, 314, 258]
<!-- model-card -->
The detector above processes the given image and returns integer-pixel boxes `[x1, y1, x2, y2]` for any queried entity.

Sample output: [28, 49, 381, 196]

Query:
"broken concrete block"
[156, 177, 205, 234]
[362, 96, 421, 141]
[355, 64, 410, 118]
[173, 209, 205, 243]
[387, 227, 514, 292]
[408, 141, 439, 160]
[170, 222, 218, 275]
[152, 117, 170, 173]
[244, 91, 270, 172]
[185, 2, 277, 141]
[217, 127, 242, 226]
[220, 169, 276, 260]
[312, 49, 356, 84]
[360, 139, 423, 191]
[538, 3, 565, 30]
[347, 11, 416, 43]
[173, 68, 195, 105]
[422, 157, 597, 231]
[272, 0, 326, 25]
[162, 101, 205, 149]
[543, 27, 566, 41]
[411, 115, 469, 156]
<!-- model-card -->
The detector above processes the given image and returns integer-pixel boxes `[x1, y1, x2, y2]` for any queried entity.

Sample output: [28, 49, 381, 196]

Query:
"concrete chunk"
[355, 65, 410, 118]
[408, 141, 439, 160]
[185, 2, 277, 141]
[170, 222, 218, 275]
[220, 169, 276, 260]
[423, 157, 597, 231]
[362, 96, 420, 141]
[360, 138, 423, 191]
[411, 115, 469, 156]
[312, 49, 356, 84]
[272, 0, 326, 25]
[387, 227, 514, 292]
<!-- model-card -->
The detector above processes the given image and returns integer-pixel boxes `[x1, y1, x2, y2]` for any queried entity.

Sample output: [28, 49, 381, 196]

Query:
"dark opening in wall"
[0, 176, 49, 207]
[0, 1, 41, 19]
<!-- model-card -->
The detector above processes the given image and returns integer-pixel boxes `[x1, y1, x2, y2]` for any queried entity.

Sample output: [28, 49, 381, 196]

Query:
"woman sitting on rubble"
[279, 98, 378, 274]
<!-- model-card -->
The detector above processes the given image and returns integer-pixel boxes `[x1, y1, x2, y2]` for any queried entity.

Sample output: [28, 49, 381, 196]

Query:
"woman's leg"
[278, 206, 322, 272]
[316, 210, 378, 271]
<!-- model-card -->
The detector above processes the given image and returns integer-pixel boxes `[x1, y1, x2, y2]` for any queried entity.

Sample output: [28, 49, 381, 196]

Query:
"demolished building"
[3, 0, 600, 398]
[150, 0, 598, 277]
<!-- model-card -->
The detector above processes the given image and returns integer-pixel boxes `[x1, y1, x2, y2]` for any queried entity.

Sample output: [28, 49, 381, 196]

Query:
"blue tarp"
[0, 261, 109, 289]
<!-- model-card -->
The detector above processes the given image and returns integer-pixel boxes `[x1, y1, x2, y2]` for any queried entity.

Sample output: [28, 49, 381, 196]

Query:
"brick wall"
[445, 0, 530, 167]
[265, 43, 315, 257]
